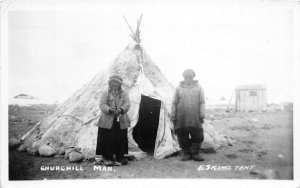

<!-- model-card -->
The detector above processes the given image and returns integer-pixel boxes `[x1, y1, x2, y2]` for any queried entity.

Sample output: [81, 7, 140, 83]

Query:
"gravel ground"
[8, 105, 293, 180]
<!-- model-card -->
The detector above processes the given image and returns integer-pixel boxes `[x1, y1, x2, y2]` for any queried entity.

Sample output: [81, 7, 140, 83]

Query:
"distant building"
[235, 84, 267, 112]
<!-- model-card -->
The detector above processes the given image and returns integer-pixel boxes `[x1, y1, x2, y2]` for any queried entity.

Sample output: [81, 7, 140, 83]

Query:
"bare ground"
[8, 105, 293, 180]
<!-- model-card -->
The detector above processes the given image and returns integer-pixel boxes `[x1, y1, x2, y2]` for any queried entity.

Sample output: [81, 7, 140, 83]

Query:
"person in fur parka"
[171, 69, 205, 161]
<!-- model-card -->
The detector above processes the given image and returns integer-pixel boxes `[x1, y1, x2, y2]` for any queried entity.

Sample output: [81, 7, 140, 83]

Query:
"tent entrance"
[133, 95, 161, 154]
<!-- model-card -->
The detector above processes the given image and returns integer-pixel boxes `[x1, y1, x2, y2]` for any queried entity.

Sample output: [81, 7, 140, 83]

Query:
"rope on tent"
[136, 41, 145, 79]
[83, 115, 100, 125]
[60, 114, 84, 124]
[61, 114, 113, 126]
[21, 121, 41, 141]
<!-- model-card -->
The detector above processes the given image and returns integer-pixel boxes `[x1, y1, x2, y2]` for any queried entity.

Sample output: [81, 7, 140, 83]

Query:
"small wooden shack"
[235, 84, 267, 112]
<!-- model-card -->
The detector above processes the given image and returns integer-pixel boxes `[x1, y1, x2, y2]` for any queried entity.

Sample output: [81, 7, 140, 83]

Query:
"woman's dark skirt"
[96, 118, 128, 160]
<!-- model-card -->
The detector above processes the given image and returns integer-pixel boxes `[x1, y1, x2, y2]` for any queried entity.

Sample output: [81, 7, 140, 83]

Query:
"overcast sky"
[8, 1, 294, 103]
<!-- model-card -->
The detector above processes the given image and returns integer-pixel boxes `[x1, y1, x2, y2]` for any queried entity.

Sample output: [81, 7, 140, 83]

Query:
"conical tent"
[18, 18, 230, 159]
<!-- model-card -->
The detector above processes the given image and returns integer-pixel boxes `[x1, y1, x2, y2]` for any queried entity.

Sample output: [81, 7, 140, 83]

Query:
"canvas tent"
[18, 17, 230, 159]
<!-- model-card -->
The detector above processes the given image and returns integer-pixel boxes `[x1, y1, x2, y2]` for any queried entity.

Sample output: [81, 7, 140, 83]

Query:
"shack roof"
[235, 84, 266, 91]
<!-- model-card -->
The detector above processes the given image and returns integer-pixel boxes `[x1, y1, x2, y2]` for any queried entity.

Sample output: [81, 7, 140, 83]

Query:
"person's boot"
[116, 154, 128, 165]
[103, 160, 114, 166]
[102, 154, 114, 166]
[181, 148, 192, 161]
[176, 128, 192, 161]
[118, 158, 128, 165]
[191, 143, 204, 161]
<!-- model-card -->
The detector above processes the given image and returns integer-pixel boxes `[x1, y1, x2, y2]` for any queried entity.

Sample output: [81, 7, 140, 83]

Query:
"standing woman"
[96, 75, 131, 165]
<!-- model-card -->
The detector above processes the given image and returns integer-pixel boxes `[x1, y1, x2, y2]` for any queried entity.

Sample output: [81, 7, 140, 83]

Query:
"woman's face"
[110, 80, 121, 91]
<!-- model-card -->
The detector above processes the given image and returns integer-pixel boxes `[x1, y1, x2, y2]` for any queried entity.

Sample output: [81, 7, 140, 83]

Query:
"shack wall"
[235, 89, 267, 112]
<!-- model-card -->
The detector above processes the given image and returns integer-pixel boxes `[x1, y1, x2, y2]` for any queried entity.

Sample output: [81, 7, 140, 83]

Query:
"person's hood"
[179, 80, 199, 88]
